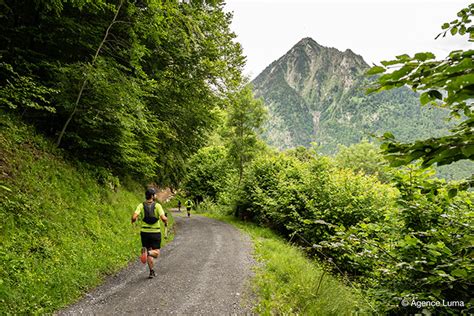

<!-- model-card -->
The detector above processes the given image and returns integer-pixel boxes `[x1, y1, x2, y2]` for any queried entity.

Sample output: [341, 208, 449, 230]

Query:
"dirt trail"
[155, 188, 174, 203]
[58, 212, 255, 315]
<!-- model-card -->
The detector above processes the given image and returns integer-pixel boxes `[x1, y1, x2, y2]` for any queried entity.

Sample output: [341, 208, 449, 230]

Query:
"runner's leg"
[147, 248, 157, 270]
[147, 233, 161, 275]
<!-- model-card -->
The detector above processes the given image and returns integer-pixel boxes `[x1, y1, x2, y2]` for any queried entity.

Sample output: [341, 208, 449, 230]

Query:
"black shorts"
[186, 207, 191, 211]
[140, 232, 161, 249]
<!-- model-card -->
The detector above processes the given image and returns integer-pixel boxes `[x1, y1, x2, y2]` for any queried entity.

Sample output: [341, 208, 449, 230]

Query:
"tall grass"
[0, 113, 173, 314]
[205, 213, 372, 315]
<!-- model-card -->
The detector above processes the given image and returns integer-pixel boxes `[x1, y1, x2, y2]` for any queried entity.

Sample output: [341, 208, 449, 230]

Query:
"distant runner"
[131, 188, 168, 279]
[185, 199, 193, 217]
[177, 199, 181, 212]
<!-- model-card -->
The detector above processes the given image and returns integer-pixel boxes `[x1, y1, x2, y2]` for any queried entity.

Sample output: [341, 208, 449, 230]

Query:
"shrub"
[238, 152, 397, 264]
[182, 146, 234, 202]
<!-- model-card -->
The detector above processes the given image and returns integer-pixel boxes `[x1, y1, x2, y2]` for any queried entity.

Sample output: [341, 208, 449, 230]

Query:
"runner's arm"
[131, 204, 141, 224]
[160, 214, 168, 226]
[131, 212, 139, 224]
[157, 204, 168, 226]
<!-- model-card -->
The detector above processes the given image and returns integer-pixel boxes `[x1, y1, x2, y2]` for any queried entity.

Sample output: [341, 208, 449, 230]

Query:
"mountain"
[252, 37, 450, 153]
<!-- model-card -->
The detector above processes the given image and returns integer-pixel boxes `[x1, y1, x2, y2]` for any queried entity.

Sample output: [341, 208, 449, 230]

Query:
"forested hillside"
[0, 0, 247, 313]
[0, 0, 244, 187]
[0, 112, 144, 314]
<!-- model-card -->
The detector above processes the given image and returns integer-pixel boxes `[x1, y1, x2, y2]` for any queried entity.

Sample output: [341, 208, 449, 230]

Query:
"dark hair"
[145, 188, 156, 200]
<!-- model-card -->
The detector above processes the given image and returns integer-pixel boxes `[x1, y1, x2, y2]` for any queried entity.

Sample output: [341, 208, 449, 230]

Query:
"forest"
[0, 0, 473, 314]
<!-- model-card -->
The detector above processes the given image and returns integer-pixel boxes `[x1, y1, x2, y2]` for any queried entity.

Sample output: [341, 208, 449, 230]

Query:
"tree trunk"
[56, 0, 124, 147]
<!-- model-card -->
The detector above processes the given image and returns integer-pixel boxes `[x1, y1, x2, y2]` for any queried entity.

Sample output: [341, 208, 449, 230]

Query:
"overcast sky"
[224, 0, 473, 79]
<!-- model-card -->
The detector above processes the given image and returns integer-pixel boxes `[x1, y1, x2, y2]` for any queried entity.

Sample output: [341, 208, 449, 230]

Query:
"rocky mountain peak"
[251, 38, 448, 153]
[254, 38, 369, 108]
[293, 37, 322, 50]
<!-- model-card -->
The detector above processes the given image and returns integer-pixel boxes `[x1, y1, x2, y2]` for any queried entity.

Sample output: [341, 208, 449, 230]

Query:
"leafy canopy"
[0, 0, 245, 185]
[367, 4, 473, 175]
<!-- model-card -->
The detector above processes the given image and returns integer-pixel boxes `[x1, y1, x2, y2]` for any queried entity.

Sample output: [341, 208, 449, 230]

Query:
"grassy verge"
[0, 113, 173, 314]
[203, 213, 373, 315]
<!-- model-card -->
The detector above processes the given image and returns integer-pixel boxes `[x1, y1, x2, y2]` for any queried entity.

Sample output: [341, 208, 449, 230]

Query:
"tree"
[56, 0, 125, 147]
[334, 140, 390, 182]
[225, 85, 267, 184]
[367, 4, 473, 183]
[0, 0, 245, 184]
[182, 146, 233, 202]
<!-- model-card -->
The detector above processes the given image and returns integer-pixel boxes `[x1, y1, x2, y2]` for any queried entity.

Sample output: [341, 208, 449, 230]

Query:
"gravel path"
[58, 212, 255, 315]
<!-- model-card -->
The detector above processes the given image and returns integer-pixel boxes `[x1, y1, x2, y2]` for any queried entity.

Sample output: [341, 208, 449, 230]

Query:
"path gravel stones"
[58, 212, 255, 315]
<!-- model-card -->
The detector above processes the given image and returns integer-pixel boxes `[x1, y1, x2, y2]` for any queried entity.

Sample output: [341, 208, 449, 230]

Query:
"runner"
[185, 199, 193, 217]
[131, 188, 168, 279]
[177, 199, 181, 212]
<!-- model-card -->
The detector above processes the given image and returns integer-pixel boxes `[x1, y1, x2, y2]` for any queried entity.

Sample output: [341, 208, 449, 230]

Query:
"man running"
[131, 188, 168, 279]
[185, 199, 193, 217]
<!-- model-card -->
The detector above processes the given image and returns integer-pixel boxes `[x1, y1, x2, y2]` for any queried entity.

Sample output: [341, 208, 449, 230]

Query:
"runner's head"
[145, 188, 156, 200]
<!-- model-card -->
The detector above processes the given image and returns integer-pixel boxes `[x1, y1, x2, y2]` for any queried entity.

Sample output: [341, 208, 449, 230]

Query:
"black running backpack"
[143, 202, 158, 224]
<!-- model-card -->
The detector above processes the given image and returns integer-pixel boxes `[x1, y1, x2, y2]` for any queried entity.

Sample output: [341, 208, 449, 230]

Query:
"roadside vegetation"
[184, 5, 473, 314]
[1, 0, 243, 313]
[0, 113, 174, 314]
[204, 213, 371, 315]
[191, 140, 472, 314]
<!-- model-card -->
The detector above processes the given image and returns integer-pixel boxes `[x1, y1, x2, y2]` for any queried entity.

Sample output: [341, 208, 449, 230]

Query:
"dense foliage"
[334, 140, 390, 182]
[225, 85, 267, 183]
[182, 145, 232, 202]
[0, 112, 177, 314]
[368, 4, 473, 179]
[322, 166, 473, 313]
[0, 0, 245, 186]
[185, 141, 473, 313]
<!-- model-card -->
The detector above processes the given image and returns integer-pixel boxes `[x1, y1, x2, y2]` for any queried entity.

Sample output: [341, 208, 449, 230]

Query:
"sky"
[224, 0, 473, 79]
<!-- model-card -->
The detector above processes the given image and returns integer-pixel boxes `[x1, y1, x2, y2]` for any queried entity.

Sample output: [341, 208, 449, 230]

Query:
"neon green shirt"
[134, 202, 165, 233]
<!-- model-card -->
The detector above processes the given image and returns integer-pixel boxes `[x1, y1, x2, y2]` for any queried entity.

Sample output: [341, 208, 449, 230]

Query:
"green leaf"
[451, 26, 458, 35]
[0, 184, 12, 192]
[404, 235, 419, 246]
[442, 23, 450, 29]
[461, 144, 474, 158]
[366, 66, 386, 75]
[396, 54, 411, 61]
[414, 52, 435, 61]
[420, 92, 432, 105]
[448, 188, 458, 198]
[451, 268, 468, 278]
[427, 90, 443, 100]
[380, 59, 401, 67]
[429, 249, 442, 257]
[390, 64, 415, 81]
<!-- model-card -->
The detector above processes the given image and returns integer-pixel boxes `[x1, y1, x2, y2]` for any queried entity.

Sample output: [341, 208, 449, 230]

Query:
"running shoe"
[140, 247, 147, 264]
[148, 269, 156, 279]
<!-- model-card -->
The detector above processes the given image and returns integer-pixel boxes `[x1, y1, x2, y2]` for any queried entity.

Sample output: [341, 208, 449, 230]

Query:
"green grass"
[204, 213, 373, 315]
[0, 113, 174, 314]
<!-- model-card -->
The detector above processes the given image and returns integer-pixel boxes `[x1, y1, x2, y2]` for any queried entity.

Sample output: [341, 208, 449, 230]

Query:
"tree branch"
[56, 0, 125, 147]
